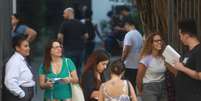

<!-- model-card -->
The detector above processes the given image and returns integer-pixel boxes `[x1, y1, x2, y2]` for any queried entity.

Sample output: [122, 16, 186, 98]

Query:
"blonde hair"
[139, 32, 165, 59]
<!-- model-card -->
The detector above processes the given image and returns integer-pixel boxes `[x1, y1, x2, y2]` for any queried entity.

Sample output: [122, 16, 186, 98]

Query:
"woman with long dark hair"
[81, 49, 110, 101]
[38, 39, 79, 101]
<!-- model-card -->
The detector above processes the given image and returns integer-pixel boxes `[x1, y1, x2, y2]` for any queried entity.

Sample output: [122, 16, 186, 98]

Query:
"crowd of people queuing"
[2, 5, 201, 101]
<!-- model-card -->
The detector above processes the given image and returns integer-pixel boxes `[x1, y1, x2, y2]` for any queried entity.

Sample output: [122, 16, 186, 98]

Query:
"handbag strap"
[126, 80, 131, 98]
[65, 58, 71, 78]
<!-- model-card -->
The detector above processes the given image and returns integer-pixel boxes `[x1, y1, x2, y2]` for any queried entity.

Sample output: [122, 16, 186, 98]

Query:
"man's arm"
[121, 45, 131, 61]
[57, 33, 64, 44]
[25, 27, 37, 42]
[174, 61, 201, 80]
[165, 62, 177, 76]
[83, 32, 89, 41]
[58, 21, 66, 44]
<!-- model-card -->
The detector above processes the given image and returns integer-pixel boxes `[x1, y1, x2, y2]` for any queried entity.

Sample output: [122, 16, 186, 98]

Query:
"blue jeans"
[142, 81, 168, 101]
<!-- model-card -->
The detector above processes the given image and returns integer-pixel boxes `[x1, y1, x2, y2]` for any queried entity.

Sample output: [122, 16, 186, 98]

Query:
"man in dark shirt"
[105, 6, 132, 55]
[81, 9, 96, 63]
[173, 18, 201, 101]
[58, 7, 88, 76]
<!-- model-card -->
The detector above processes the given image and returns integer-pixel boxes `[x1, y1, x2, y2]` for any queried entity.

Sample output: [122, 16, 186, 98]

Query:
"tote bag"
[65, 58, 85, 101]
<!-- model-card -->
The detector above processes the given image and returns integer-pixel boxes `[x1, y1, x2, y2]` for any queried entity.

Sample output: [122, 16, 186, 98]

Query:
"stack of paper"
[162, 45, 181, 66]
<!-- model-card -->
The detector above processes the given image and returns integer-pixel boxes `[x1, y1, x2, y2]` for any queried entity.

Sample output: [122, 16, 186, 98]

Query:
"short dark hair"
[178, 18, 197, 36]
[120, 6, 130, 12]
[12, 13, 25, 24]
[124, 18, 136, 26]
[109, 58, 125, 75]
[12, 34, 28, 49]
[13, 13, 20, 19]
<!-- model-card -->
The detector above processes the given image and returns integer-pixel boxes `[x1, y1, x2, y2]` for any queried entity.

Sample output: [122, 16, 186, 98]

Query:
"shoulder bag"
[65, 58, 85, 101]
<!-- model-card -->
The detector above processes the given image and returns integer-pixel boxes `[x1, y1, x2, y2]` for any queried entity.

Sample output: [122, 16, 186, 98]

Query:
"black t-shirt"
[59, 19, 87, 51]
[175, 44, 201, 101]
[83, 20, 95, 42]
[81, 70, 105, 101]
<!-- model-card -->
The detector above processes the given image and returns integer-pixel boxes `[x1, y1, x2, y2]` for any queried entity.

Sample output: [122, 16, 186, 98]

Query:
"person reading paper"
[173, 19, 201, 101]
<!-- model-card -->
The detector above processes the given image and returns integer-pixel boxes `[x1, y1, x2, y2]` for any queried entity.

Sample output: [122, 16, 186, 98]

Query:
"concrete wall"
[0, 0, 12, 100]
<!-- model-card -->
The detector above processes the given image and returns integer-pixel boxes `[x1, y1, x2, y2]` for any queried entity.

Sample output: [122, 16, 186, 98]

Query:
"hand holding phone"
[62, 77, 72, 84]
[46, 80, 54, 88]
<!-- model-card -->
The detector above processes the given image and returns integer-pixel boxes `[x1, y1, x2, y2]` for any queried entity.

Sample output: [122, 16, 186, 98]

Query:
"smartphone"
[49, 78, 62, 84]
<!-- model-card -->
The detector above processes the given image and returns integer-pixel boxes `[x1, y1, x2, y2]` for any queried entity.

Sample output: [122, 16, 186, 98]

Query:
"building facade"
[0, 0, 12, 100]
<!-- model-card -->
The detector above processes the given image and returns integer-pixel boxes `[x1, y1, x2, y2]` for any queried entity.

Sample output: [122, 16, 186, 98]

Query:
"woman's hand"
[70, 71, 79, 84]
[45, 80, 54, 88]
[62, 77, 72, 83]
[91, 90, 100, 100]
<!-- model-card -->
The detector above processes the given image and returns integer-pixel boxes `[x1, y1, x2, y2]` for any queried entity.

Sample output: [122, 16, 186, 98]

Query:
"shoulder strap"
[122, 80, 127, 93]
[126, 80, 131, 97]
[65, 58, 71, 78]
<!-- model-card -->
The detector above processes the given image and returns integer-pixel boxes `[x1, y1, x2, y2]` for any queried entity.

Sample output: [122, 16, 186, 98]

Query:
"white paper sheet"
[162, 45, 181, 66]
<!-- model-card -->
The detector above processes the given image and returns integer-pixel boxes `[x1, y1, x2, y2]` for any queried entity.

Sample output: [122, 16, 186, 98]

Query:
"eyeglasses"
[52, 45, 63, 49]
[153, 39, 162, 43]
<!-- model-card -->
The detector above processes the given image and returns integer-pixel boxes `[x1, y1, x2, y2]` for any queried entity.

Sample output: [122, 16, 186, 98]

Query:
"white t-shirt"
[140, 55, 166, 83]
[123, 29, 143, 69]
